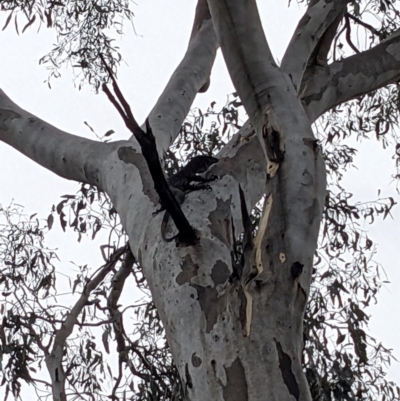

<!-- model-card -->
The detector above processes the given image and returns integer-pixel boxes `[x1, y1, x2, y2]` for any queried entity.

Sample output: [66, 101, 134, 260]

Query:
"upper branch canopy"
[1, 0, 136, 89]
[282, 0, 349, 91]
[302, 31, 400, 122]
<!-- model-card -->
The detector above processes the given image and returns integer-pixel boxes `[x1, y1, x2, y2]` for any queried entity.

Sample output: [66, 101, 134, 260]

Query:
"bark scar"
[262, 107, 285, 177]
[242, 194, 273, 336]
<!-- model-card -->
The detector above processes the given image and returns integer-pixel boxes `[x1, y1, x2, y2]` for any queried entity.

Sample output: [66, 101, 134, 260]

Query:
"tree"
[0, 0, 400, 400]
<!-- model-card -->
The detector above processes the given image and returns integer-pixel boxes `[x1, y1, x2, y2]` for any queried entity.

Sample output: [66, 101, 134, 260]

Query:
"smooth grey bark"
[1, 1, 400, 400]
[1, 3, 219, 401]
[302, 32, 400, 122]
[0, 90, 110, 186]
[281, 0, 349, 90]
[205, 0, 325, 399]
[139, 3, 218, 154]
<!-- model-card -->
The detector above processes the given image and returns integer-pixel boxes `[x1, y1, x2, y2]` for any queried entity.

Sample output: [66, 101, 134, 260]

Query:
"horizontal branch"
[302, 32, 400, 122]
[0, 89, 113, 188]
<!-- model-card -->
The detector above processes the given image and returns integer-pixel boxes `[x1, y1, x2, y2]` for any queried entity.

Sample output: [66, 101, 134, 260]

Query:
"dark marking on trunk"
[176, 255, 199, 285]
[185, 363, 193, 389]
[211, 359, 217, 375]
[275, 341, 300, 400]
[237, 286, 247, 332]
[117, 146, 138, 163]
[302, 137, 320, 159]
[211, 260, 231, 285]
[290, 262, 304, 280]
[191, 284, 220, 332]
[263, 126, 284, 163]
[117, 146, 159, 203]
[230, 257, 243, 281]
[191, 353, 202, 368]
[55, 368, 59, 382]
[192, 284, 231, 333]
[223, 357, 248, 401]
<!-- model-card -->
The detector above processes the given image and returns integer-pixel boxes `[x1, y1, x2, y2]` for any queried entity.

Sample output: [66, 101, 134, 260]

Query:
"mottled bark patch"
[222, 357, 248, 401]
[191, 284, 228, 332]
[176, 255, 199, 285]
[117, 146, 158, 203]
[208, 199, 231, 246]
[275, 341, 300, 401]
[117, 146, 137, 163]
[191, 353, 202, 368]
[211, 260, 231, 285]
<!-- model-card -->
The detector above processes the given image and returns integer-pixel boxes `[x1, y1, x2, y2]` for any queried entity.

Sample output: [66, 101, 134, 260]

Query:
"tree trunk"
[3, 0, 400, 399]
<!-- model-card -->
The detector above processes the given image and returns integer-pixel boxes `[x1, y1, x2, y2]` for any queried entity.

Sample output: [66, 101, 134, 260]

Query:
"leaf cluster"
[1, 0, 135, 90]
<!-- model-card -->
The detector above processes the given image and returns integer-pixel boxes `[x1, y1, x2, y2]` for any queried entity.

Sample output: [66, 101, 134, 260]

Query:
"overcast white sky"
[0, 0, 399, 391]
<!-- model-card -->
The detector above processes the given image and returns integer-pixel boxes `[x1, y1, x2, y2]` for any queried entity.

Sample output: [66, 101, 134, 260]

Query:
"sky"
[0, 0, 399, 393]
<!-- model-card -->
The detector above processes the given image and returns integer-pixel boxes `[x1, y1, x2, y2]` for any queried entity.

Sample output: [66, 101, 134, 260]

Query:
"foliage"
[0, 201, 183, 400]
[0, 0, 135, 90]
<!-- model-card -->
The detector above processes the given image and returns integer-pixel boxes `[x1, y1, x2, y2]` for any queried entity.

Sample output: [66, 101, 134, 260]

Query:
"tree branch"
[189, 0, 213, 92]
[107, 250, 134, 399]
[282, 0, 348, 91]
[102, 66, 197, 244]
[0, 89, 112, 188]
[344, 14, 360, 54]
[45, 245, 129, 401]
[302, 32, 400, 122]
[207, 0, 276, 121]
[142, 0, 218, 154]
[346, 13, 384, 40]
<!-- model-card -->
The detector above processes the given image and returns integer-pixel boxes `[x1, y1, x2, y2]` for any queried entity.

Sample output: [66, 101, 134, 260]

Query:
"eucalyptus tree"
[1, 0, 400, 400]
